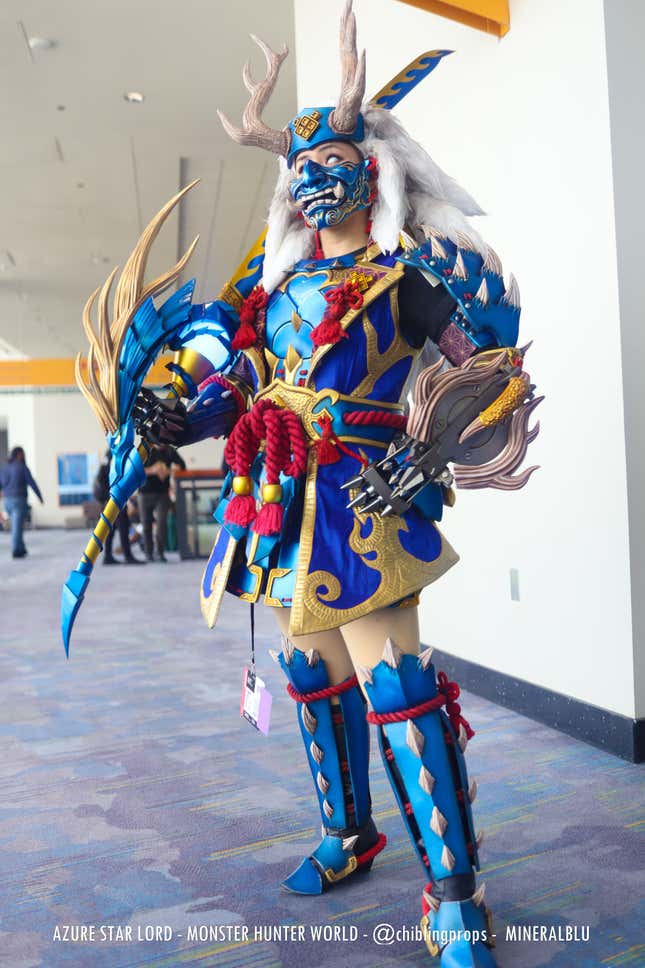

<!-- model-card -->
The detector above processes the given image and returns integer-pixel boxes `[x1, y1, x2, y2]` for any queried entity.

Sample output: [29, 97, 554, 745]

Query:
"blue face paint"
[289, 157, 371, 230]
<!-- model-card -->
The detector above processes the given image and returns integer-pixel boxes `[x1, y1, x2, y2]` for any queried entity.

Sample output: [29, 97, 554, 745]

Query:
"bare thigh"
[340, 605, 420, 683]
[271, 608, 355, 685]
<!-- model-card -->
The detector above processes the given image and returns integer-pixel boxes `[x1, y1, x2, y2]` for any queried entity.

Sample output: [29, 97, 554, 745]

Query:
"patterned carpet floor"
[0, 530, 643, 968]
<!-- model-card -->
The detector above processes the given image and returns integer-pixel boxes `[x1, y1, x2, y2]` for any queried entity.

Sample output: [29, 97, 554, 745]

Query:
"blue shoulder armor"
[399, 233, 520, 349]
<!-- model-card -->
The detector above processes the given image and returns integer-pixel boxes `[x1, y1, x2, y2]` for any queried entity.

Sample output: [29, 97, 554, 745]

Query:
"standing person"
[93, 451, 144, 565]
[138, 445, 185, 562]
[0, 446, 44, 558]
[71, 4, 542, 965]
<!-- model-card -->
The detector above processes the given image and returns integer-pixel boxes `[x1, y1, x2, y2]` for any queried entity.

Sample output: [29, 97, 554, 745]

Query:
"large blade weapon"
[61, 182, 200, 654]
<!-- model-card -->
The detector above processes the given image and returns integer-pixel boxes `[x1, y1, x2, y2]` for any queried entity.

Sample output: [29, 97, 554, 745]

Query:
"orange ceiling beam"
[0, 356, 174, 388]
[397, 0, 510, 37]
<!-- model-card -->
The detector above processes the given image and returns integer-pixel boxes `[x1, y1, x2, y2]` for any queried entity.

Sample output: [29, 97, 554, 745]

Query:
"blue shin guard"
[361, 640, 497, 967]
[276, 641, 386, 895]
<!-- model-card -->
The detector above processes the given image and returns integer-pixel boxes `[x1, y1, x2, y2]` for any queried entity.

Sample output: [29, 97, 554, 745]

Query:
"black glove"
[132, 387, 187, 446]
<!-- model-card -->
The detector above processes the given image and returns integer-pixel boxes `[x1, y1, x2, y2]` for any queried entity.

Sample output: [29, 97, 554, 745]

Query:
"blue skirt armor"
[200, 246, 459, 636]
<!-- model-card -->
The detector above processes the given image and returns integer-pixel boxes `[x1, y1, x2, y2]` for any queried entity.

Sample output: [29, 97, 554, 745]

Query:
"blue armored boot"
[361, 639, 497, 968]
[275, 639, 386, 895]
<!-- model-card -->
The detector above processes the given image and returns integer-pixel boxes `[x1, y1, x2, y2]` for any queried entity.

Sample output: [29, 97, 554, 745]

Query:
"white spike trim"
[475, 277, 489, 306]
[342, 834, 359, 852]
[357, 664, 373, 686]
[458, 724, 469, 753]
[503, 272, 521, 308]
[282, 635, 294, 665]
[302, 705, 317, 735]
[406, 720, 425, 757]
[268, 649, 281, 664]
[418, 765, 436, 795]
[440, 845, 456, 872]
[468, 779, 478, 803]
[310, 741, 324, 765]
[323, 799, 334, 820]
[453, 251, 468, 280]
[472, 883, 486, 907]
[418, 647, 434, 671]
[317, 772, 330, 795]
[430, 235, 448, 260]
[456, 230, 476, 252]
[424, 890, 441, 912]
[482, 245, 503, 275]
[400, 229, 416, 251]
[305, 648, 320, 667]
[382, 637, 403, 669]
[430, 806, 448, 838]
[476, 830, 485, 848]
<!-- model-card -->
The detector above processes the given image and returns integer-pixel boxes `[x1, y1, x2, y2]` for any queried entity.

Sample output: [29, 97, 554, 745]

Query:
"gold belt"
[254, 379, 405, 448]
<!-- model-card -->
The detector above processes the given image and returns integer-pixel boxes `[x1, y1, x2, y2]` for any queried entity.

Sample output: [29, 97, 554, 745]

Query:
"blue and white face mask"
[289, 156, 371, 230]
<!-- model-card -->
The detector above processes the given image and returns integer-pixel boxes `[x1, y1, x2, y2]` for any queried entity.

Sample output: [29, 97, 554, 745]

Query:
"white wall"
[604, 0, 645, 719]
[0, 390, 224, 528]
[294, 0, 636, 717]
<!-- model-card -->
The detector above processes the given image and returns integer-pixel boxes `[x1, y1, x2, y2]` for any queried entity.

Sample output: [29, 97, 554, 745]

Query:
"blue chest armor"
[264, 270, 327, 384]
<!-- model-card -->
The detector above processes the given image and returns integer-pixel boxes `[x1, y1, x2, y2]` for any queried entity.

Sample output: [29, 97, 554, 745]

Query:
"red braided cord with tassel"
[311, 278, 365, 348]
[223, 398, 308, 534]
[231, 286, 268, 350]
[366, 671, 475, 740]
[314, 409, 407, 466]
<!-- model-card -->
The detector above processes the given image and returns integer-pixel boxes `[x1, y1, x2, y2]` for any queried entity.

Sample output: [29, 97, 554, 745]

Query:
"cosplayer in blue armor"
[69, 4, 542, 966]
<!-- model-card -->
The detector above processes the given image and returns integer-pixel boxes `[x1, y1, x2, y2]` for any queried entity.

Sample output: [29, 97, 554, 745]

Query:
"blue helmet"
[286, 106, 365, 168]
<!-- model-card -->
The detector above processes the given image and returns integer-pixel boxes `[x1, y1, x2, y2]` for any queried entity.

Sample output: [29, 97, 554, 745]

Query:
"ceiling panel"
[0, 0, 297, 357]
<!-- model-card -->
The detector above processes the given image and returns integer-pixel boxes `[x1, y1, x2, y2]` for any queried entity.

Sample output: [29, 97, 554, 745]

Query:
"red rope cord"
[366, 695, 446, 724]
[225, 398, 307, 481]
[343, 410, 407, 429]
[366, 671, 475, 740]
[197, 373, 246, 420]
[286, 674, 359, 704]
[223, 412, 257, 475]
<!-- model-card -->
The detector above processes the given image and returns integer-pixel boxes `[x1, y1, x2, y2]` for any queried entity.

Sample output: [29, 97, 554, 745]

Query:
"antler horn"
[329, 0, 366, 135]
[217, 35, 291, 156]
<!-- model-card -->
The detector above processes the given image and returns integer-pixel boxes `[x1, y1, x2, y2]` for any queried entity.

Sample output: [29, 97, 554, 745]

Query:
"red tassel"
[315, 413, 341, 464]
[231, 318, 257, 350]
[224, 494, 257, 527]
[253, 501, 284, 536]
[311, 318, 348, 348]
[316, 437, 340, 465]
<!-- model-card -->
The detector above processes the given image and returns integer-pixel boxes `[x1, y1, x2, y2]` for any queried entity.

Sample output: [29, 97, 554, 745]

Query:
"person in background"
[94, 451, 144, 565]
[0, 446, 44, 558]
[138, 445, 185, 562]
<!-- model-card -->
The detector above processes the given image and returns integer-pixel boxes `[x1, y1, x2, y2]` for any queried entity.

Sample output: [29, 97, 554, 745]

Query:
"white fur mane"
[262, 104, 486, 293]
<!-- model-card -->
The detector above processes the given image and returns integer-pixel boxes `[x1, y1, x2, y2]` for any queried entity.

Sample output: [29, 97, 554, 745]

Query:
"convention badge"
[241, 666, 272, 736]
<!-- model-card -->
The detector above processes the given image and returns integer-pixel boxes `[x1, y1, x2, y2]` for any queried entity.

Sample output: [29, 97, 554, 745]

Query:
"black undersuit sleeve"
[397, 265, 457, 349]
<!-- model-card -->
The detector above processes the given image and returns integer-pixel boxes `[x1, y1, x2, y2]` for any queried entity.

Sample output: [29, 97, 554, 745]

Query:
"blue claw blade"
[61, 567, 92, 657]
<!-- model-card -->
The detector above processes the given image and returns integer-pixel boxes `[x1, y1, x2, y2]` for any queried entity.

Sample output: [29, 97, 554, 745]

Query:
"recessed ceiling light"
[57, 104, 66, 111]
[28, 37, 56, 50]
[124, 91, 145, 104]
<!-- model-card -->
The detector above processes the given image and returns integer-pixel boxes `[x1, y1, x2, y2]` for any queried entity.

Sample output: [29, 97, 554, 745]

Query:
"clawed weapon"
[60, 183, 200, 655]
[343, 347, 543, 516]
